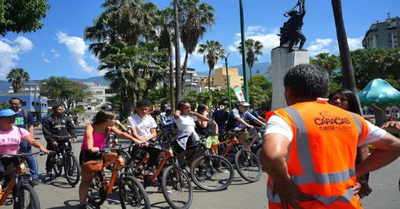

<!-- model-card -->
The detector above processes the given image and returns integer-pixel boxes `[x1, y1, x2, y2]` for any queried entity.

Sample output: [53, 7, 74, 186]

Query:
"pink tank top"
[81, 124, 110, 150]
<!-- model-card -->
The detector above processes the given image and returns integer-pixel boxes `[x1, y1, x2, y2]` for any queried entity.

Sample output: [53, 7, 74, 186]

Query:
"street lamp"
[239, 0, 249, 103]
[224, 53, 232, 111]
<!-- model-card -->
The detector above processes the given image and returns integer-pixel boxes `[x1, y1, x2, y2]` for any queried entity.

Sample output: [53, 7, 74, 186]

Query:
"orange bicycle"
[213, 127, 262, 182]
[87, 144, 150, 209]
[0, 151, 47, 209]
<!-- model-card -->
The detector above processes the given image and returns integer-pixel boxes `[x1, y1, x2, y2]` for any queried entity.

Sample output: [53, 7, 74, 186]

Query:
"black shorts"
[174, 135, 198, 154]
[79, 149, 102, 165]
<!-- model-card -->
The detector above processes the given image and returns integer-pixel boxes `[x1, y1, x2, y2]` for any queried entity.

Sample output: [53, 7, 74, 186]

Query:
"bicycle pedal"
[5, 198, 13, 206]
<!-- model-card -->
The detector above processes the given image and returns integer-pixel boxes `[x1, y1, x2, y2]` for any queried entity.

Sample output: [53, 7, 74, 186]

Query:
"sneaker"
[217, 168, 229, 174]
[32, 178, 40, 186]
[157, 185, 163, 192]
[143, 170, 154, 176]
[44, 173, 54, 182]
[77, 203, 87, 209]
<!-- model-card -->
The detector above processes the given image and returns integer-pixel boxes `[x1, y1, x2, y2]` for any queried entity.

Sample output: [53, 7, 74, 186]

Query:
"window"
[22, 102, 26, 106]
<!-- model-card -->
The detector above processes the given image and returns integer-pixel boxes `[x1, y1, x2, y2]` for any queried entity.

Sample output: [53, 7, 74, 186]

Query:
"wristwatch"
[359, 179, 368, 184]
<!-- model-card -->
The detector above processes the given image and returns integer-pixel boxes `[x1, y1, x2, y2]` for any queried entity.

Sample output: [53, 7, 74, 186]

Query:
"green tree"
[237, 38, 263, 86]
[0, 0, 50, 36]
[7, 68, 30, 93]
[197, 40, 225, 93]
[178, 0, 215, 93]
[310, 52, 341, 76]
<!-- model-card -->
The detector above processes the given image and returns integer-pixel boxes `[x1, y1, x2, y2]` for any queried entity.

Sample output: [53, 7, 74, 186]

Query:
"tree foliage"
[7, 68, 30, 93]
[0, 0, 50, 36]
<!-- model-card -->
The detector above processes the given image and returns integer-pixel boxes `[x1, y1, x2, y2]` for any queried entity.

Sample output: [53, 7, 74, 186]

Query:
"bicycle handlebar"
[0, 151, 49, 158]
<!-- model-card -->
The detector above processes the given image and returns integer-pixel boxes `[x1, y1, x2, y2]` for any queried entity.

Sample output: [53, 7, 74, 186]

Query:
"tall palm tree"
[331, 0, 358, 96]
[310, 52, 341, 76]
[7, 68, 30, 93]
[178, 0, 215, 93]
[197, 40, 226, 93]
[237, 38, 263, 86]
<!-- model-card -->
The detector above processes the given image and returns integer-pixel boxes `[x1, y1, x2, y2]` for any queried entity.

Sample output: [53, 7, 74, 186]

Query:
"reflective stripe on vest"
[267, 106, 363, 205]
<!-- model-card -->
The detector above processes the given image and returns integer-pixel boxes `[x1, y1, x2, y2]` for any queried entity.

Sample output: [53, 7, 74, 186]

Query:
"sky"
[1, 0, 399, 80]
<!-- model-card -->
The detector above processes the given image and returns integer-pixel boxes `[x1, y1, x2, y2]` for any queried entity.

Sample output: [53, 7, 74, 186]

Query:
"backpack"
[213, 109, 228, 126]
[224, 114, 235, 132]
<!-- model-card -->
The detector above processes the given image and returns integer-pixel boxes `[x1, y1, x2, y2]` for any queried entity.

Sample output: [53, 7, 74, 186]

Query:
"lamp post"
[224, 53, 232, 111]
[239, 0, 249, 103]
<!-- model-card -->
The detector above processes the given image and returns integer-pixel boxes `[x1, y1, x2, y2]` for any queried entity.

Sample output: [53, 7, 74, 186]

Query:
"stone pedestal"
[271, 47, 309, 110]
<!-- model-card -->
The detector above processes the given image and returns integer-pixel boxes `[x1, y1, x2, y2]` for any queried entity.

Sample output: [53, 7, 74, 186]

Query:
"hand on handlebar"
[52, 141, 58, 147]
[72, 138, 77, 143]
[248, 125, 254, 130]
[90, 147, 99, 153]
[40, 147, 50, 154]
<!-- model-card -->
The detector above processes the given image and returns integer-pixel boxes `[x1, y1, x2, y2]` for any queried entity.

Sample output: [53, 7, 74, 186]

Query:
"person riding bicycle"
[195, 104, 219, 155]
[127, 100, 159, 176]
[225, 101, 265, 149]
[0, 108, 49, 189]
[9, 97, 41, 185]
[42, 104, 76, 181]
[78, 110, 140, 209]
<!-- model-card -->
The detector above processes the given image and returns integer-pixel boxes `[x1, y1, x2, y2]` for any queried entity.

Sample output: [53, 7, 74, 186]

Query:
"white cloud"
[56, 31, 96, 74]
[51, 49, 60, 58]
[347, 37, 363, 51]
[41, 52, 50, 63]
[307, 38, 333, 56]
[0, 36, 33, 79]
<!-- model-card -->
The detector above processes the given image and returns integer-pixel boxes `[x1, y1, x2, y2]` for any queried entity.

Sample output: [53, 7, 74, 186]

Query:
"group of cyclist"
[0, 95, 269, 208]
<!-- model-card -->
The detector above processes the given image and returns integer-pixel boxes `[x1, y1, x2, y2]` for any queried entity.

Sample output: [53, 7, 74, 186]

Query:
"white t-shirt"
[127, 114, 157, 138]
[265, 115, 386, 147]
[175, 115, 199, 149]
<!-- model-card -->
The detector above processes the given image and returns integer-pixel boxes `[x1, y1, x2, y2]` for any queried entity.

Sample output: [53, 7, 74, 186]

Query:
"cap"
[101, 104, 113, 111]
[238, 101, 250, 107]
[0, 108, 17, 117]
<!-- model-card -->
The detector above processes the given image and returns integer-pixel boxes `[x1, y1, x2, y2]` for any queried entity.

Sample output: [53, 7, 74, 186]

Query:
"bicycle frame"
[99, 154, 126, 195]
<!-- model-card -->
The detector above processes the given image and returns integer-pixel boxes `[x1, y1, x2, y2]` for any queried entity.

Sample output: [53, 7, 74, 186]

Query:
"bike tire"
[13, 184, 40, 209]
[87, 172, 107, 207]
[119, 175, 151, 209]
[190, 154, 234, 191]
[52, 154, 62, 177]
[161, 165, 193, 209]
[64, 152, 81, 187]
[234, 150, 262, 182]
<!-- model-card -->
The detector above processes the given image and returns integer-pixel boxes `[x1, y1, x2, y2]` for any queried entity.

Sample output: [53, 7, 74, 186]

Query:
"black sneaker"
[45, 173, 54, 182]
[32, 178, 40, 186]
[77, 203, 87, 209]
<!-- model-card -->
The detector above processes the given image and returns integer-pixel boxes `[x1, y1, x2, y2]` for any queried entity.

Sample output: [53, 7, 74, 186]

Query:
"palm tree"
[331, 0, 358, 96]
[237, 38, 263, 86]
[310, 52, 340, 76]
[173, 0, 182, 108]
[7, 68, 30, 93]
[197, 40, 226, 93]
[178, 0, 216, 93]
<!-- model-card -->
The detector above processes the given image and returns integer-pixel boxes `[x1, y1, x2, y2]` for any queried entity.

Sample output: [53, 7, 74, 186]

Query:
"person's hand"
[352, 182, 361, 197]
[381, 121, 400, 133]
[273, 180, 315, 209]
[358, 183, 372, 199]
[248, 125, 254, 130]
[90, 147, 99, 153]
[40, 147, 50, 154]
[72, 138, 77, 143]
[52, 141, 58, 147]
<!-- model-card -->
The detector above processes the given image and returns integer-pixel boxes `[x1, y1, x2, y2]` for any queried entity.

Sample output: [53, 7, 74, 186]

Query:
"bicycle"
[127, 137, 193, 209]
[87, 144, 150, 209]
[248, 127, 266, 159]
[49, 135, 82, 187]
[213, 127, 263, 182]
[0, 151, 48, 209]
[182, 134, 234, 191]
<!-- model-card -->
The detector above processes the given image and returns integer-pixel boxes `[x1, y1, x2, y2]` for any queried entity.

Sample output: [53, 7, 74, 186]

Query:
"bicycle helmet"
[101, 104, 113, 111]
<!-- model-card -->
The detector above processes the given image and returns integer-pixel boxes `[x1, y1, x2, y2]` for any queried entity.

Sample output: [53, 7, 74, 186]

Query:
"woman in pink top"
[78, 110, 140, 208]
[0, 108, 49, 186]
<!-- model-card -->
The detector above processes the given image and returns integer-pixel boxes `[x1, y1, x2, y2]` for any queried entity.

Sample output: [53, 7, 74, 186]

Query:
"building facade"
[362, 16, 400, 49]
[198, 67, 243, 90]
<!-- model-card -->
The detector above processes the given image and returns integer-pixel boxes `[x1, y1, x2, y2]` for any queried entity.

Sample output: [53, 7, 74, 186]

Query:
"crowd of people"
[1, 63, 400, 209]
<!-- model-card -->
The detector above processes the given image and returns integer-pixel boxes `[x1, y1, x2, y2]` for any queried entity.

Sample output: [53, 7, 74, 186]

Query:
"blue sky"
[0, 0, 399, 80]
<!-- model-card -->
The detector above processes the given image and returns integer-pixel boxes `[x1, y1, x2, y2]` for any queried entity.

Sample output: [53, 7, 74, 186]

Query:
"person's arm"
[191, 111, 208, 121]
[213, 120, 219, 134]
[356, 132, 400, 178]
[110, 126, 141, 143]
[115, 120, 128, 132]
[84, 124, 98, 153]
[42, 119, 54, 144]
[66, 117, 76, 141]
[174, 110, 181, 120]
[23, 134, 49, 153]
[27, 112, 35, 137]
[143, 128, 157, 141]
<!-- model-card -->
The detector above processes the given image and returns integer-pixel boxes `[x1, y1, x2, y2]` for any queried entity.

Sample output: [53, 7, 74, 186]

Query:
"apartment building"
[362, 15, 400, 49]
[198, 67, 243, 90]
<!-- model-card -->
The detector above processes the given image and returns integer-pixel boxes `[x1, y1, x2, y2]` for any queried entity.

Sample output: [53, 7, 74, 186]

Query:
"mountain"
[195, 62, 271, 79]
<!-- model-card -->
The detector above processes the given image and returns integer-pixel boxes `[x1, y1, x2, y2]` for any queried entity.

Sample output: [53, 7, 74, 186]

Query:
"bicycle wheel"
[13, 184, 40, 209]
[190, 154, 234, 191]
[161, 165, 193, 209]
[119, 175, 151, 209]
[87, 172, 107, 207]
[235, 150, 262, 182]
[64, 152, 81, 186]
[52, 154, 63, 177]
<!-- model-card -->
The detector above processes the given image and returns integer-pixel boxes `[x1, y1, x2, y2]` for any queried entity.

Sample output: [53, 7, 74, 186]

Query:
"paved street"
[1, 126, 400, 208]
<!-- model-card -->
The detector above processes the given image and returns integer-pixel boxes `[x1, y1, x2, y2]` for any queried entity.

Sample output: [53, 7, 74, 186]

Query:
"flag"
[233, 85, 245, 102]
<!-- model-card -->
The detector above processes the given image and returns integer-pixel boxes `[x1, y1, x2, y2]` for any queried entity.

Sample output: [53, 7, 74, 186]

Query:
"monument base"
[271, 47, 309, 110]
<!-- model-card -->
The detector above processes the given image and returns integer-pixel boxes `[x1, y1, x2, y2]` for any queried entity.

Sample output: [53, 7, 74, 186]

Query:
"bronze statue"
[278, 0, 307, 52]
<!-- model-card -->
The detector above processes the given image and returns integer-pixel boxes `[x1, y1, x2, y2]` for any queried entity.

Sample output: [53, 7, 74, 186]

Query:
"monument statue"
[278, 0, 307, 52]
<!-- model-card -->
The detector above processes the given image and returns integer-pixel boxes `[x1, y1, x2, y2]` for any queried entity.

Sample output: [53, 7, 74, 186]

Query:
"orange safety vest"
[266, 101, 369, 209]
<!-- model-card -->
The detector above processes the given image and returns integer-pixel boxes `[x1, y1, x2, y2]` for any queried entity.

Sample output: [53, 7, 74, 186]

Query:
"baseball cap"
[238, 101, 250, 107]
[101, 104, 113, 111]
[0, 108, 17, 117]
